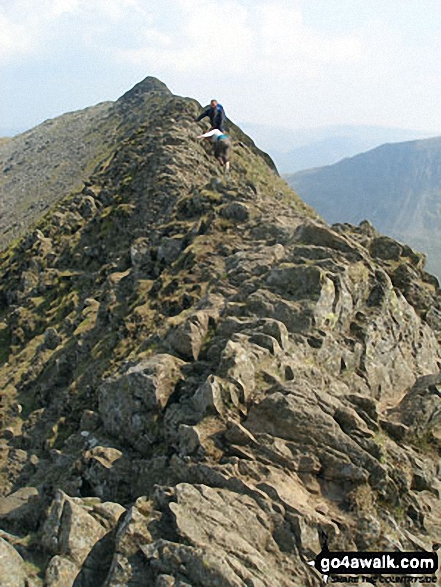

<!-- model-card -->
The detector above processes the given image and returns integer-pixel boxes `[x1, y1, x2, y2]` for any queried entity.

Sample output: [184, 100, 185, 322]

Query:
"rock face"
[0, 77, 171, 251]
[286, 136, 441, 279]
[0, 78, 441, 586]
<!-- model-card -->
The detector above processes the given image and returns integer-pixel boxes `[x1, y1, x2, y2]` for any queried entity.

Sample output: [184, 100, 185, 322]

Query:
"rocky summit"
[0, 78, 441, 586]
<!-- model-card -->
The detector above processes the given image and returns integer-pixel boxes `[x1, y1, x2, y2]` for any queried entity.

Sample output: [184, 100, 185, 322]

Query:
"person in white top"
[197, 128, 231, 171]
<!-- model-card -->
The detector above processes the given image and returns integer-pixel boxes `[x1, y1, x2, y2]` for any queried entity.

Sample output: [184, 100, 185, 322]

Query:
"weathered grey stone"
[225, 419, 258, 446]
[41, 491, 107, 565]
[256, 318, 290, 350]
[130, 237, 151, 269]
[380, 419, 408, 441]
[387, 373, 441, 439]
[218, 339, 257, 402]
[246, 289, 311, 333]
[0, 487, 40, 533]
[178, 424, 201, 455]
[157, 237, 182, 265]
[295, 221, 361, 255]
[246, 385, 385, 490]
[193, 375, 227, 415]
[98, 354, 184, 451]
[249, 332, 281, 355]
[219, 201, 250, 222]
[288, 514, 321, 559]
[370, 236, 403, 260]
[80, 446, 132, 502]
[167, 311, 210, 360]
[0, 537, 26, 587]
[91, 502, 126, 530]
[138, 483, 310, 587]
[45, 555, 79, 587]
[101, 505, 153, 586]
[267, 264, 324, 300]
[43, 327, 61, 350]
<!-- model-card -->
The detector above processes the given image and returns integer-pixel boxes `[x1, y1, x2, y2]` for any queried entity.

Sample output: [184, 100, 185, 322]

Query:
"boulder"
[41, 490, 107, 565]
[0, 538, 26, 587]
[43, 327, 62, 350]
[45, 555, 79, 587]
[0, 486, 40, 533]
[167, 311, 210, 360]
[98, 354, 184, 451]
[192, 375, 230, 416]
[267, 264, 324, 300]
[157, 237, 182, 265]
[219, 202, 250, 222]
[130, 237, 152, 270]
[218, 339, 258, 403]
[370, 236, 403, 260]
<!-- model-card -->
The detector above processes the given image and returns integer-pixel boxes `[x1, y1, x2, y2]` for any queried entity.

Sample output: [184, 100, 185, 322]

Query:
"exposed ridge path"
[0, 79, 440, 586]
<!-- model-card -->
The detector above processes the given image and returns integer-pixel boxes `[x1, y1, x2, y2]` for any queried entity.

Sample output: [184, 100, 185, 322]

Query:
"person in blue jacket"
[195, 100, 226, 132]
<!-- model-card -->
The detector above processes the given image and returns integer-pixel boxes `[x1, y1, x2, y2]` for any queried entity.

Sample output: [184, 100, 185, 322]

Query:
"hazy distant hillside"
[0, 79, 175, 250]
[286, 136, 441, 278]
[0, 103, 117, 248]
[240, 122, 434, 173]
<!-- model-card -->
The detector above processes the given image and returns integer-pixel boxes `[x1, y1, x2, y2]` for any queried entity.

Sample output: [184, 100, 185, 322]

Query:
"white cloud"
[0, 13, 31, 62]
[0, 0, 153, 63]
[117, 0, 253, 74]
[259, 3, 360, 64]
[0, 0, 361, 75]
[114, 0, 361, 85]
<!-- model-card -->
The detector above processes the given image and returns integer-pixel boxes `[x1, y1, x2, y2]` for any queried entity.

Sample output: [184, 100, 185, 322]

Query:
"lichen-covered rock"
[42, 490, 107, 565]
[98, 354, 184, 451]
[167, 311, 210, 361]
[102, 503, 154, 586]
[0, 538, 26, 587]
[192, 375, 230, 416]
[136, 483, 313, 587]
[387, 373, 441, 440]
[45, 555, 79, 587]
[130, 237, 152, 270]
[0, 486, 40, 533]
[80, 446, 132, 502]
[219, 201, 250, 222]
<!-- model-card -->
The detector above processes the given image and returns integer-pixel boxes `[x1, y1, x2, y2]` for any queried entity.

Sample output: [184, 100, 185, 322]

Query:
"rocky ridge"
[0, 78, 173, 252]
[0, 78, 440, 586]
[286, 136, 441, 279]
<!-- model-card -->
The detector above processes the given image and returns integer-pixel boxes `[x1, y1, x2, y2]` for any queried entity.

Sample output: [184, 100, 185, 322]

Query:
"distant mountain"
[240, 122, 436, 173]
[286, 136, 441, 278]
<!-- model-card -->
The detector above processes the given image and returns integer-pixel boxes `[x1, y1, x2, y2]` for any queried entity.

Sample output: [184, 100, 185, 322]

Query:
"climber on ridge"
[197, 128, 231, 172]
[195, 100, 226, 132]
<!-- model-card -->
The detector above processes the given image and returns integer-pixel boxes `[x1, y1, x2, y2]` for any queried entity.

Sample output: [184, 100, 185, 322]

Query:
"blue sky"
[1, 0, 441, 134]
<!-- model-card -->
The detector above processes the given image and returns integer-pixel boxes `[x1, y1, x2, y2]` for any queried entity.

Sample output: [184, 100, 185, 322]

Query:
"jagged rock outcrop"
[0, 78, 440, 585]
[286, 136, 441, 279]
